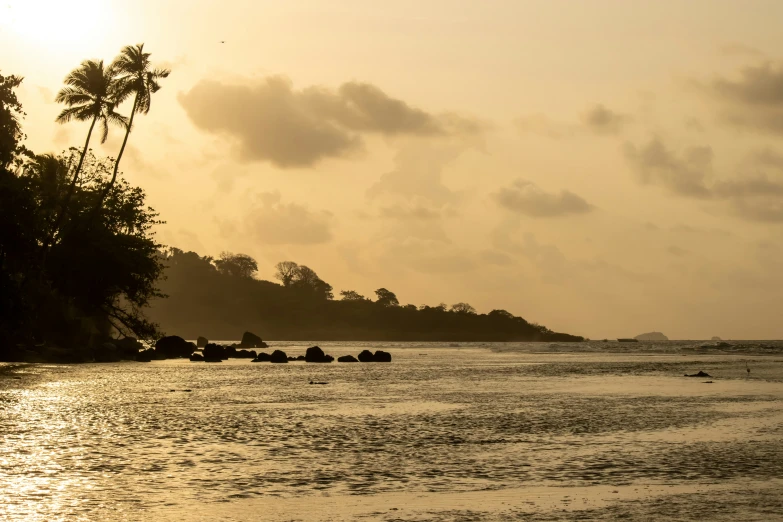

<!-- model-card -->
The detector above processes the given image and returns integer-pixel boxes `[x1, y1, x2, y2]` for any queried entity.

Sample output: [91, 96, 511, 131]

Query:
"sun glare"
[3, 0, 110, 50]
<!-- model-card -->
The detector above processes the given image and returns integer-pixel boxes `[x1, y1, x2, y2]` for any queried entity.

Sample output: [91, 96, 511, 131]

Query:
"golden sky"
[3, 0, 783, 339]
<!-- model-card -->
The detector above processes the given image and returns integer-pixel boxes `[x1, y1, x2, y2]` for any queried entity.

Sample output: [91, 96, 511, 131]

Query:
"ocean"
[1, 341, 782, 521]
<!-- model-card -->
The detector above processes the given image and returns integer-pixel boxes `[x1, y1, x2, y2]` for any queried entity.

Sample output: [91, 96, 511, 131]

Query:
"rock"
[270, 350, 288, 363]
[94, 342, 121, 362]
[711, 336, 722, 341]
[114, 337, 143, 359]
[190, 352, 204, 361]
[203, 343, 225, 360]
[234, 349, 257, 359]
[634, 332, 669, 341]
[136, 348, 156, 362]
[309, 381, 328, 385]
[239, 331, 267, 348]
[305, 346, 334, 363]
[296, 355, 305, 361]
[155, 336, 196, 359]
[252, 352, 271, 362]
[358, 349, 374, 362]
[338, 355, 359, 363]
[197, 336, 209, 348]
[685, 371, 712, 378]
[373, 350, 392, 362]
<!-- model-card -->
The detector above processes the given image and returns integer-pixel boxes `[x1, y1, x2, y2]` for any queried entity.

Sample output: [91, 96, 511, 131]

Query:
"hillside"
[145, 250, 584, 342]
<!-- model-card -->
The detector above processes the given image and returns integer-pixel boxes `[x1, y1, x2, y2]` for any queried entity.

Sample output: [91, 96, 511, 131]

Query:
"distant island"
[146, 250, 584, 342]
[634, 332, 669, 341]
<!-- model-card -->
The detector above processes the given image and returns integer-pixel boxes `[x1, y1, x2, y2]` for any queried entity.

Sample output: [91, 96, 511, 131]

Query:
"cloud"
[581, 104, 630, 134]
[367, 140, 464, 204]
[625, 138, 783, 222]
[493, 179, 593, 218]
[379, 204, 441, 220]
[516, 103, 629, 139]
[705, 61, 783, 134]
[179, 76, 481, 168]
[243, 192, 333, 244]
[623, 138, 713, 198]
[749, 147, 783, 170]
[713, 175, 783, 222]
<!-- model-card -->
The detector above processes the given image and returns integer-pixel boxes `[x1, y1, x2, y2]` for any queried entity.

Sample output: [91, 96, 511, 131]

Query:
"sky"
[2, 0, 783, 340]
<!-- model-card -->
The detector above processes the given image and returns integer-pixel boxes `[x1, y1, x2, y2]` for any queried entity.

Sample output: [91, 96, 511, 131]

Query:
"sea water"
[1, 341, 782, 521]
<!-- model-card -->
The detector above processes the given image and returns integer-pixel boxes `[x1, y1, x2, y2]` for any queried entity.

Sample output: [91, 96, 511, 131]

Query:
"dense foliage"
[148, 250, 584, 342]
[0, 69, 165, 361]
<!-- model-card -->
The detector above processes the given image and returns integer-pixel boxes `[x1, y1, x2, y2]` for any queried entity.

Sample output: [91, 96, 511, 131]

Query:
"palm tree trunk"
[95, 94, 138, 212]
[41, 114, 98, 254]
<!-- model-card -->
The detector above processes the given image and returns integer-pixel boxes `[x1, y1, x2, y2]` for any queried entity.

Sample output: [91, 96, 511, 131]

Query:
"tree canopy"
[1, 58, 166, 362]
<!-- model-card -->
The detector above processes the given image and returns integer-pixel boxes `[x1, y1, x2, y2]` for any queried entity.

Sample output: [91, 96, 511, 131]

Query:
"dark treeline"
[0, 46, 169, 362]
[148, 250, 584, 342]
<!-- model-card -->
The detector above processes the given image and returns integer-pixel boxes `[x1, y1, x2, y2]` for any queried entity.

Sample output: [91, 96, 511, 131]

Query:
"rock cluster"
[358, 349, 392, 362]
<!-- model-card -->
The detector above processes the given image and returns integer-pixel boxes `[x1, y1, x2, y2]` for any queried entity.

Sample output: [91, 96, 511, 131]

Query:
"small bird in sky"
[220, 41, 225, 44]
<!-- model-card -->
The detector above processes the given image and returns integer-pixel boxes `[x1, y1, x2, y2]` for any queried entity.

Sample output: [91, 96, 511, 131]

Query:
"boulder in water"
[155, 336, 196, 359]
[190, 352, 204, 361]
[95, 342, 121, 362]
[685, 371, 711, 378]
[305, 346, 334, 363]
[239, 331, 267, 348]
[358, 349, 374, 362]
[114, 337, 143, 359]
[136, 348, 156, 362]
[252, 352, 271, 362]
[634, 331, 668, 341]
[338, 355, 358, 363]
[203, 343, 225, 361]
[235, 349, 257, 359]
[197, 336, 209, 348]
[373, 350, 392, 362]
[270, 350, 288, 363]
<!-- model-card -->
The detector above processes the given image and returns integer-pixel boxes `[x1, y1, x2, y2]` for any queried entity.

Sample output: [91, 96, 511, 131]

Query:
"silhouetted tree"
[0, 73, 27, 169]
[51, 60, 126, 246]
[292, 265, 333, 299]
[450, 302, 477, 314]
[375, 288, 399, 307]
[1, 73, 165, 359]
[340, 290, 366, 301]
[96, 44, 169, 210]
[489, 309, 514, 319]
[215, 252, 257, 278]
[274, 260, 299, 286]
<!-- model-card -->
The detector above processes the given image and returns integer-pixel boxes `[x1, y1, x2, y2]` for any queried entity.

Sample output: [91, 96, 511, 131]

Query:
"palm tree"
[48, 60, 126, 244]
[95, 44, 169, 210]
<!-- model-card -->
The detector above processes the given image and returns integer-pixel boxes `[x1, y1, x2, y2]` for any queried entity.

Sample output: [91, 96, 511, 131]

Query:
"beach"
[1, 342, 782, 521]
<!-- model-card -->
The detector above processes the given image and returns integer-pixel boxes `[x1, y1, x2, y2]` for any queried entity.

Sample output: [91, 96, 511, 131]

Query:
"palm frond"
[55, 104, 94, 123]
[54, 86, 94, 106]
[106, 109, 130, 129]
